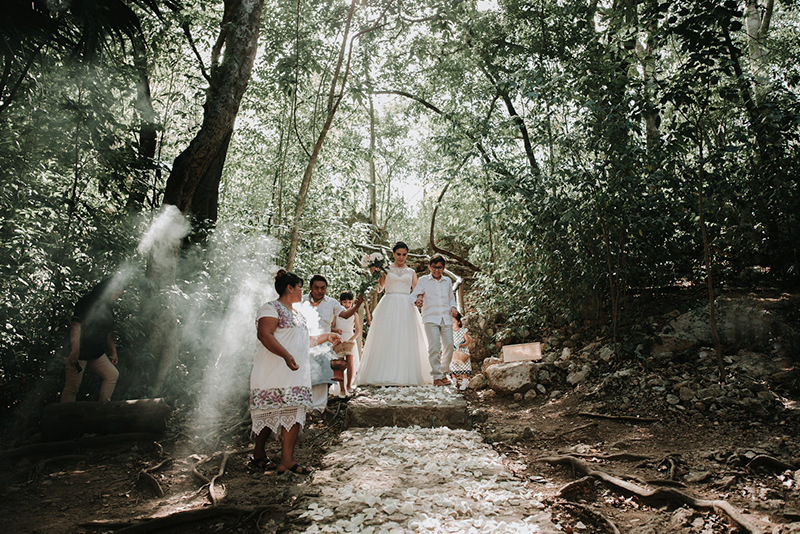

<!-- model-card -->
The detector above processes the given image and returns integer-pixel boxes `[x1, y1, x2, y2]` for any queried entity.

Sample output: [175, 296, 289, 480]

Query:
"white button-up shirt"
[410, 274, 458, 325]
[302, 294, 345, 333]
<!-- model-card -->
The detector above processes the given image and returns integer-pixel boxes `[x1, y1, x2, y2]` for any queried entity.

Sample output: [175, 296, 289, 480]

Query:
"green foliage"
[3, 0, 800, 430]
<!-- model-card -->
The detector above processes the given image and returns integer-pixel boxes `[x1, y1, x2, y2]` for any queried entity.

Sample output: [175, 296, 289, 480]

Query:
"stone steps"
[344, 386, 471, 430]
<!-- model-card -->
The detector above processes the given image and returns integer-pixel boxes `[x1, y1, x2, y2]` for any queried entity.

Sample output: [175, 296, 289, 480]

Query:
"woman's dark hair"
[339, 291, 354, 301]
[309, 274, 328, 287]
[392, 241, 409, 253]
[275, 269, 303, 296]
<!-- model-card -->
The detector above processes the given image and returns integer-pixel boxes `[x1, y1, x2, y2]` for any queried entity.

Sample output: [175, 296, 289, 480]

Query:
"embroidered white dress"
[250, 301, 313, 434]
[356, 266, 432, 386]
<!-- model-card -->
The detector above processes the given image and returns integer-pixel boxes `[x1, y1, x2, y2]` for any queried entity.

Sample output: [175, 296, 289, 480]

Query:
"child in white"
[410, 255, 458, 386]
[332, 291, 361, 396]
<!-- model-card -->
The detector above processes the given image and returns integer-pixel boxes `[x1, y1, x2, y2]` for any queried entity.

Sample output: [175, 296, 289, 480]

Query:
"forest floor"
[1, 291, 799, 534]
[2, 384, 798, 534]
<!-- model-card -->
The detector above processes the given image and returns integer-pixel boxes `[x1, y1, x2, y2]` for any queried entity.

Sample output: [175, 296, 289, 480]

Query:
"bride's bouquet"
[357, 251, 389, 297]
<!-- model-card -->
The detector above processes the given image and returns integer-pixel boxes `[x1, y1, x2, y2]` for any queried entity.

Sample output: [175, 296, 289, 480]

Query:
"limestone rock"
[668, 299, 786, 349]
[566, 367, 591, 385]
[486, 361, 537, 395]
[670, 507, 694, 529]
[536, 368, 551, 384]
[599, 345, 615, 362]
[481, 357, 503, 374]
[467, 374, 487, 390]
[652, 334, 697, 356]
[738, 397, 766, 414]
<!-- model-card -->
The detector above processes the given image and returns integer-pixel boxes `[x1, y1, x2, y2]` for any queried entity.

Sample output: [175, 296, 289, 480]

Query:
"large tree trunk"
[126, 27, 158, 212]
[162, 0, 263, 215]
[745, 0, 773, 106]
[148, 0, 264, 394]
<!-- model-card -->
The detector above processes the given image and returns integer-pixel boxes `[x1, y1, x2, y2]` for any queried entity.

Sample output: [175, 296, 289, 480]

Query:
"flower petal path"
[282, 387, 560, 534]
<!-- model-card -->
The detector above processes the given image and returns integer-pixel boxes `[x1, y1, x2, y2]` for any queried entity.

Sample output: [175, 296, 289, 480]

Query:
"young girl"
[332, 291, 361, 396]
[450, 313, 472, 390]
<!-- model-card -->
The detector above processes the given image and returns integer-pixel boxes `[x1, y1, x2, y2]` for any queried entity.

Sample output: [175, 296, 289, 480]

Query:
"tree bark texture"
[745, 0, 773, 106]
[148, 0, 264, 393]
[162, 0, 264, 218]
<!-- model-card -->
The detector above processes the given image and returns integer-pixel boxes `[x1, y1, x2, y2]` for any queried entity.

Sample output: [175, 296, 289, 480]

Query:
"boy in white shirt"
[410, 255, 459, 386]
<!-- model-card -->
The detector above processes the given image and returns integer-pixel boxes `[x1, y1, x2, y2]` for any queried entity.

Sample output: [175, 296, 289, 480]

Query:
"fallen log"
[538, 455, 761, 534]
[41, 399, 171, 441]
[0, 433, 165, 460]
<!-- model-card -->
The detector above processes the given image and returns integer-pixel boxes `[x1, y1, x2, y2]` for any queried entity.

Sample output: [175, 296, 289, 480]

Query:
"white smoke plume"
[137, 205, 191, 262]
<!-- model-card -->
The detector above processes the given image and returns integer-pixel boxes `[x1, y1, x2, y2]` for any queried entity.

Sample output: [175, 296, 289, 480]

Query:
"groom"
[410, 255, 459, 386]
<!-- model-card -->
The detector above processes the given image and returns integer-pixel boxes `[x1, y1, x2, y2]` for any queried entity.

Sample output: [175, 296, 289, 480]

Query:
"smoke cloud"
[137, 205, 191, 262]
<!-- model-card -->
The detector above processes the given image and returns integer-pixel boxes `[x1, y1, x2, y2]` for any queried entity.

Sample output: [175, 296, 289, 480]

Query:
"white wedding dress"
[356, 266, 432, 386]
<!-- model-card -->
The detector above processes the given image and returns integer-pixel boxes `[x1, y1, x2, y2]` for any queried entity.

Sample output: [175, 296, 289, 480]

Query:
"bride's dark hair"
[392, 241, 409, 253]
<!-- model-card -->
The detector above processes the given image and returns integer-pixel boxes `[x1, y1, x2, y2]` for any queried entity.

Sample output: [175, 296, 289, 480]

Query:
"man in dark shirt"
[61, 278, 123, 402]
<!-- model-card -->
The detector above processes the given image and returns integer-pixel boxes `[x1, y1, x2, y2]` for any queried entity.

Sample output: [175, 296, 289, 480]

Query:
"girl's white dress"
[250, 301, 312, 434]
[356, 266, 432, 386]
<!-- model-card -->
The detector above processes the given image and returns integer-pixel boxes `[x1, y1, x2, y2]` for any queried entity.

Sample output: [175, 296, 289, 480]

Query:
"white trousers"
[311, 383, 328, 414]
[424, 322, 454, 380]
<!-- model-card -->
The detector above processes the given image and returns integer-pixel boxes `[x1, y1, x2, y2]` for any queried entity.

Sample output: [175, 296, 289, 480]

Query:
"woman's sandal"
[248, 457, 278, 472]
[278, 463, 314, 476]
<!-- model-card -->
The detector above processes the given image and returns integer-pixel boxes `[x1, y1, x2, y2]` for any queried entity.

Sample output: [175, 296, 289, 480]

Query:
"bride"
[356, 242, 432, 386]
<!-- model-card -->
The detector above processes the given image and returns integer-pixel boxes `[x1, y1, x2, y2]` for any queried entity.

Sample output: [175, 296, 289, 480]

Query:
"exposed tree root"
[538, 455, 761, 534]
[96, 506, 268, 534]
[562, 452, 653, 462]
[575, 412, 661, 423]
[208, 452, 230, 506]
[556, 501, 622, 534]
[545, 422, 597, 441]
[658, 454, 682, 481]
[556, 475, 594, 496]
[187, 449, 246, 505]
[745, 454, 796, 472]
[26, 454, 88, 483]
[138, 459, 171, 497]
